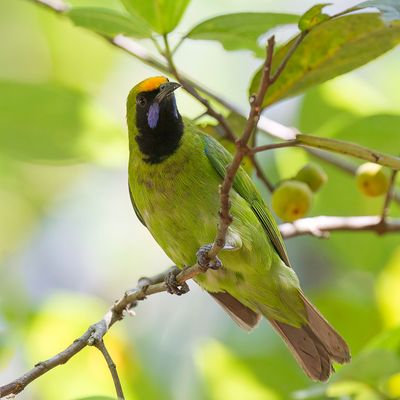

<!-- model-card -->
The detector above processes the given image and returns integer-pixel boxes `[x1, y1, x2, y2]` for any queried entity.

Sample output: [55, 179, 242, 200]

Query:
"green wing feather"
[202, 133, 291, 267]
[128, 183, 147, 227]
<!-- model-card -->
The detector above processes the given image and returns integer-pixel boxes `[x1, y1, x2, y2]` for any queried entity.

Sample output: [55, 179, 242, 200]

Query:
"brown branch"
[2, 211, 400, 396]
[0, 328, 93, 397]
[269, 31, 308, 84]
[94, 340, 125, 400]
[251, 140, 299, 154]
[0, 264, 204, 398]
[279, 215, 400, 238]
[208, 36, 276, 259]
[162, 34, 236, 142]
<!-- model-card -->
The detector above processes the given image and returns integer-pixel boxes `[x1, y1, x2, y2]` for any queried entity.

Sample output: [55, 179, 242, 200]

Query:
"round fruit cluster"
[272, 163, 327, 222]
[271, 161, 390, 223]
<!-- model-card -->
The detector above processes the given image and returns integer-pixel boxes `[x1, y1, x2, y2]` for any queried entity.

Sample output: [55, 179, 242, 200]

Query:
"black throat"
[135, 90, 184, 164]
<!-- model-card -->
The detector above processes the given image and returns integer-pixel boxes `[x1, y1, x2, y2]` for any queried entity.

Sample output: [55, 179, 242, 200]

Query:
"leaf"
[66, 7, 152, 38]
[249, 13, 400, 107]
[120, 0, 190, 34]
[353, 0, 400, 23]
[0, 81, 126, 163]
[186, 13, 299, 57]
[298, 4, 332, 31]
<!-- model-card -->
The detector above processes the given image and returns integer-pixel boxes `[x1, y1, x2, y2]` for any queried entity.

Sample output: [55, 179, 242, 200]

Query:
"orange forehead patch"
[137, 76, 168, 93]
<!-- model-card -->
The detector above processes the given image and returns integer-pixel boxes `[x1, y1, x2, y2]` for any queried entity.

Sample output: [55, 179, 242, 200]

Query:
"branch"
[0, 264, 204, 398]
[208, 36, 277, 259]
[2, 212, 400, 396]
[94, 340, 125, 400]
[251, 140, 299, 154]
[279, 215, 400, 238]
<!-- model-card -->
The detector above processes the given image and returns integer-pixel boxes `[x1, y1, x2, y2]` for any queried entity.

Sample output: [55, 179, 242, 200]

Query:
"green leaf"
[120, 0, 190, 34]
[186, 13, 299, 57]
[66, 7, 152, 38]
[353, 0, 400, 23]
[249, 13, 400, 108]
[298, 4, 332, 31]
[0, 81, 126, 163]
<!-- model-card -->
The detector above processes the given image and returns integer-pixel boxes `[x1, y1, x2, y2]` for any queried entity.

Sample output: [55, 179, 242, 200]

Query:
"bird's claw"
[165, 268, 190, 296]
[196, 244, 223, 272]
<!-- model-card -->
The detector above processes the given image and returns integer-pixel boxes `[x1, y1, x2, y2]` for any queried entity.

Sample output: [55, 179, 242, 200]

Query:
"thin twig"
[94, 340, 125, 400]
[0, 329, 93, 397]
[0, 264, 203, 398]
[251, 140, 299, 154]
[269, 31, 308, 84]
[380, 170, 398, 222]
[162, 33, 237, 142]
[279, 215, 400, 238]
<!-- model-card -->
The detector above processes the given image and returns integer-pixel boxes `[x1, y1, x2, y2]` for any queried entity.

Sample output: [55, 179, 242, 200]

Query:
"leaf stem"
[297, 134, 400, 170]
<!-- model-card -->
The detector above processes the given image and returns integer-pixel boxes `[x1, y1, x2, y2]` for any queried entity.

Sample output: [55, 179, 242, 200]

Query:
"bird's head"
[127, 76, 183, 163]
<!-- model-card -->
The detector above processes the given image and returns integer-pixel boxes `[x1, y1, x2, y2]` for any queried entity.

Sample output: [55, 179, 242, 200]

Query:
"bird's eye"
[137, 96, 146, 107]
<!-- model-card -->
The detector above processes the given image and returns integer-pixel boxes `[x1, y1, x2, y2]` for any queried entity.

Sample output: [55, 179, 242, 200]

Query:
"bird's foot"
[165, 266, 190, 296]
[196, 244, 223, 272]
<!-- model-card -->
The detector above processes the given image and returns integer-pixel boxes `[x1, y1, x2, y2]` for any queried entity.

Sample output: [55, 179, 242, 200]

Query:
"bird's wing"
[128, 182, 147, 227]
[202, 133, 291, 267]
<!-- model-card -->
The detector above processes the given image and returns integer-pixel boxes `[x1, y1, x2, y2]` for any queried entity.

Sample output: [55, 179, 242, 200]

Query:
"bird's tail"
[263, 292, 350, 381]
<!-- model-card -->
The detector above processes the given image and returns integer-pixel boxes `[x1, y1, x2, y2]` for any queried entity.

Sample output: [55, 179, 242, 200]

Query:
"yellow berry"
[272, 180, 313, 222]
[295, 162, 328, 192]
[356, 162, 389, 197]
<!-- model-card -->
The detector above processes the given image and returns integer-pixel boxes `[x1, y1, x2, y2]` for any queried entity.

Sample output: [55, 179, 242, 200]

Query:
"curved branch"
[1, 214, 399, 396]
[94, 340, 125, 400]
[0, 264, 204, 397]
[279, 215, 400, 238]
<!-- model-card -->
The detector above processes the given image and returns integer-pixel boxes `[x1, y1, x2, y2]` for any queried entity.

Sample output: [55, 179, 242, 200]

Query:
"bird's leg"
[164, 266, 190, 296]
[196, 243, 223, 272]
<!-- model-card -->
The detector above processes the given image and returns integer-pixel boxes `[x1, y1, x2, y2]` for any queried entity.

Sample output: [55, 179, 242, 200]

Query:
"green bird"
[127, 76, 350, 381]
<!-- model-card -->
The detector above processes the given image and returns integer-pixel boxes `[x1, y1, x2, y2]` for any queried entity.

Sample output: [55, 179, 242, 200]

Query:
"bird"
[126, 76, 350, 381]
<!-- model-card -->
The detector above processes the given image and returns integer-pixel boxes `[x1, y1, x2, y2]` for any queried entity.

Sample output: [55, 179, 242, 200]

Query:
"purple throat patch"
[148, 103, 160, 129]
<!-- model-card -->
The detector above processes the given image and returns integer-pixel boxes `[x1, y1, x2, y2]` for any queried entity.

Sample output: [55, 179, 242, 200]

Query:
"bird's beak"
[155, 82, 181, 103]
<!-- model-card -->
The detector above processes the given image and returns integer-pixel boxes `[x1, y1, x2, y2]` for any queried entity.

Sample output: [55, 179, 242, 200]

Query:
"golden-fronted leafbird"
[127, 76, 350, 381]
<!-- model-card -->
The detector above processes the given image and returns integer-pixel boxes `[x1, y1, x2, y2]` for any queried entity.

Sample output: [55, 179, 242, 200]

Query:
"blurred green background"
[1, 0, 400, 399]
